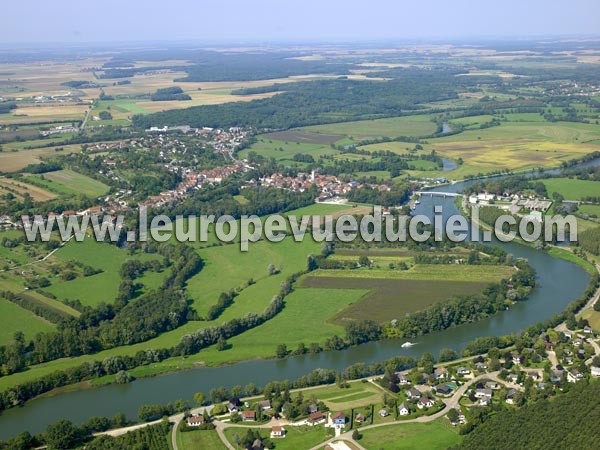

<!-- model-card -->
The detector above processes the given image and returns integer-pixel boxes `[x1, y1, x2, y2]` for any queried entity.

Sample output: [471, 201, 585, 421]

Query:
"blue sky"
[2, 0, 599, 43]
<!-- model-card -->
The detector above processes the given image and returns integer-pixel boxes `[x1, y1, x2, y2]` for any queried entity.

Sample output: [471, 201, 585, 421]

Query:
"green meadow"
[301, 115, 437, 140]
[239, 137, 338, 162]
[224, 424, 329, 450]
[45, 237, 165, 307]
[176, 427, 228, 450]
[0, 298, 55, 344]
[359, 420, 462, 450]
[542, 178, 600, 201]
[26, 169, 110, 198]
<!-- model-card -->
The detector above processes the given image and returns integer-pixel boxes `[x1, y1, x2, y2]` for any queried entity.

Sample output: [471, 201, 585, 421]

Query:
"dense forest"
[150, 86, 191, 102]
[456, 380, 600, 450]
[132, 74, 465, 130]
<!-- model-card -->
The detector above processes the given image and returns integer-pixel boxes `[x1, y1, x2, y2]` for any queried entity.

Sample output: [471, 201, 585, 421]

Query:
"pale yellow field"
[15, 103, 89, 117]
[361, 139, 599, 172]
[0, 147, 80, 172]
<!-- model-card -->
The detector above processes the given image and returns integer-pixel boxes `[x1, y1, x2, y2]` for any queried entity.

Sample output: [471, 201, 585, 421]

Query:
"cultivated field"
[360, 118, 600, 177]
[308, 265, 515, 282]
[0, 177, 56, 201]
[301, 277, 491, 323]
[26, 169, 110, 198]
[0, 146, 80, 173]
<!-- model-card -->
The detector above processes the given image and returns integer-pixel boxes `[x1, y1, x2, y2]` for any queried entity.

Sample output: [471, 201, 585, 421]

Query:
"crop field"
[0, 298, 55, 344]
[301, 115, 437, 140]
[308, 264, 514, 282]
[26, 169, 110, 198]
[224, 424, 328, 450]
[542, 178, 600, 201]
[359, 419, 461, 450]
[239, 137, 338, 162]
[301, 277, 491, 323]
[0, 177, 56, 201]
[0, 147, 80, 173]
[359, 119, 600, 176]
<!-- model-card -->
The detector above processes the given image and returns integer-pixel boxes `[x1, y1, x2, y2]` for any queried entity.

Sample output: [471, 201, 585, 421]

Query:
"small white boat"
[401, 341, 415, 348]
[414, 200, 421, 205]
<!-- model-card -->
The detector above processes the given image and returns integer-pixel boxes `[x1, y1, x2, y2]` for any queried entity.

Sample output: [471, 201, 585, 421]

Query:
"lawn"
[542, 178, 600, 201]
[301, 277, 491, 323]
[0, 298, 55, 345]
[224, 424, 330, 450]
[359, 419, 462, 450]
[301, 115, 437, 140]
[26, 169, 110, 198]
[303, 382, 384, 410]
[176, 427, 228, 450]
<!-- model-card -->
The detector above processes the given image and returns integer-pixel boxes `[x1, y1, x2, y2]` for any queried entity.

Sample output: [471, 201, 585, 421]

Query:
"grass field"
[301, 277, 491, 323]
[0, 298, 55, 344]
[578, 204, 600, 217]
[45, 237, 164, 307]
[176, 427, 228, 450]
[26, 169, 110, 198]
[224, 424, 329, 450]
[239, 137, 338, 162]
[186, 237, 321, 316]
[581, 310, 600, 333]
[359, 419, 462, 450]
[196, 287, 367, 366]
[264, 130, 344, 145]
[301, 115, 437, 140]
[542, 178, 600, 201]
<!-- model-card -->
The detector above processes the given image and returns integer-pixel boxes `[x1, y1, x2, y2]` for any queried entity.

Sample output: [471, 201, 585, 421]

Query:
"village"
[152, 319, 600, 450]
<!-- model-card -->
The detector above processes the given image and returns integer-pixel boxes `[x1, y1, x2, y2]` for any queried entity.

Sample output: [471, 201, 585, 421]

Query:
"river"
[0, 171, 594, 439]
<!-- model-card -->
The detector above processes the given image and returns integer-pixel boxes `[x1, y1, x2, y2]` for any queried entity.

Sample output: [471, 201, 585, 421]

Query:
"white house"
[187, 416, 205, 427]
[567, 370, 584, 383]
[417, 397, 434, 409]
[591, 366, 600, 377]
[398, 403, 410, 416]
[457, 367, 471, 376]
[270, 426, 286, 439]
